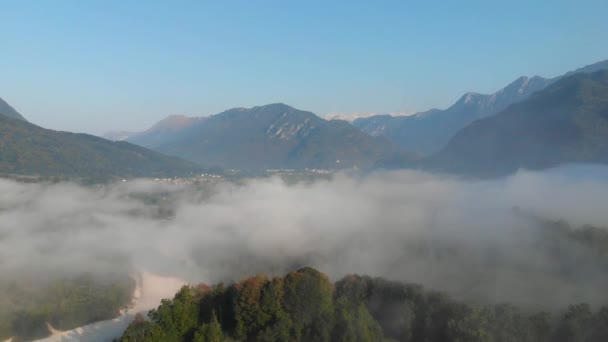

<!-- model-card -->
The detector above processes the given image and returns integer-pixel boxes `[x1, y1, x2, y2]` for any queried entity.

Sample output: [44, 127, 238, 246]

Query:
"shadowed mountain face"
[0, 97, 27, 121]
[423, 70, 608, 177]
[0, 113, 205, 179]
[128, 103, 401, 170]
[354, 60, 608, 155]
[103, 116, 205, 144]
[127, 115, 207, 149]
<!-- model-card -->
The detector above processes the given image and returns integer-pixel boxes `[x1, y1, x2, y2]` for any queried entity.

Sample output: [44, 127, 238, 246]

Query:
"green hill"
[118, 266, 608, 342]
[0, 114, 206, 179]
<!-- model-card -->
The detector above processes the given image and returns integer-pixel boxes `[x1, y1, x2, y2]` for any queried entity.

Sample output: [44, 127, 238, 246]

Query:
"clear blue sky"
[1, 0, 607, 135]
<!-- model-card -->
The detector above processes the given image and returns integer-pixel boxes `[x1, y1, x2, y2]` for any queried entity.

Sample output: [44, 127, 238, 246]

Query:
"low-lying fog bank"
[1, 165, 608, 321]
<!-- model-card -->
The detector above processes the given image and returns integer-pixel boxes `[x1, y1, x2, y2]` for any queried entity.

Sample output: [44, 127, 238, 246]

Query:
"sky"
[1, 0, 607, 135]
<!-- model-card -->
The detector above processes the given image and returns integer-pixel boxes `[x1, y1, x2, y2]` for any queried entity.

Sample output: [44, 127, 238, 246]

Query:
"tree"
[232, 275, 270, 338]
[255, 277, 292, 341]
[528, 311, 552, 342]
[447, 305, 491, 342]
[589, 306, 608, 342]
[554, 303, 593, 342]
[148, 286, 199, 340]
[283, 267, 335, 341]
[194, 311, 224, 342]
[332, 297, 384, 342]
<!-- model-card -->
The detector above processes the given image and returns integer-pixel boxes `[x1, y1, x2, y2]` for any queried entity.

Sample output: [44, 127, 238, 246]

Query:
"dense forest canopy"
[118, 267, 608, 342]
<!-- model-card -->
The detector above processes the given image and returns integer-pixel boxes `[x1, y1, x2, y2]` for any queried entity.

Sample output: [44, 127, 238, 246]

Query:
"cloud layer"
[1, 166, 608, 311]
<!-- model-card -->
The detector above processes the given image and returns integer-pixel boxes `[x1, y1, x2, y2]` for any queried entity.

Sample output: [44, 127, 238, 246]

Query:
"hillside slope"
[118, 266, 608, 342]
[128, 115, 206, 149]
[0, 114, 205, 178]
[0, 97, 27, 121]
[354, 59, 608, 155]
[424, 70, 608, 177]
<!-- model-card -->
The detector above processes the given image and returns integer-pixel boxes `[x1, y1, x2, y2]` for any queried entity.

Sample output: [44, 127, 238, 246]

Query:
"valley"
[2, 3, 608, 340]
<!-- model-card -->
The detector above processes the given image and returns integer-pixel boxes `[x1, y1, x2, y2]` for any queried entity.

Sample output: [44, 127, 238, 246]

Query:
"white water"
[33, 271, 186, 342]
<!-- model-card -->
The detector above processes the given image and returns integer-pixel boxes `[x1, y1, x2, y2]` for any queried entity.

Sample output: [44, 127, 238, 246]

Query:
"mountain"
[563, 59, 608, 77]
[0, 97, 27, 121]
[354, 59, 608, 155]
[128, 103, 401, 170]
[0, 113, 206, 179]
[127, 114, 206, 149]
[423, 70, 608, 177]
[103, 115, 204, 145]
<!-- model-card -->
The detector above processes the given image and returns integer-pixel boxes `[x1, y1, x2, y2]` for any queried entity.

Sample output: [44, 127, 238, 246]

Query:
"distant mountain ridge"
[103, 130, 136, 141]
[125, 103, 401, 170]
[420, 70, 608, 177]
[127, 114, 206, 149]
[0, 107, 206, 179]
[354, 59, 608, 155]
[0, 97, 27, 121]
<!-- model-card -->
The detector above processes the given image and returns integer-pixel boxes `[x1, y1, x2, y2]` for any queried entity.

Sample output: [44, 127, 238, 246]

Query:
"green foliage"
[283, 267, 335, 341]
[332, 297, 384, 342]
[118, 267, 608, 342]
[447, 305, 491, 342]
[148, 286, 200, 339]
[194, 312, 224, 342]
[255, 278, 292, 341]
[232, 276, 270, 338]
[119, 313, 162, 342]
[0, 114, 206, 179]
[0, 272, 134, 341]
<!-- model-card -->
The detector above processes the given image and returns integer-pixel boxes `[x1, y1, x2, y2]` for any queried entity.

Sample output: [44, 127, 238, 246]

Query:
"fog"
[1, 166, 608, 312]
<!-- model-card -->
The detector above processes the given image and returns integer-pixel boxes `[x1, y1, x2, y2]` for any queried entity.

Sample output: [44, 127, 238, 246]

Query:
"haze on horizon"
[1, 0, 608, 135]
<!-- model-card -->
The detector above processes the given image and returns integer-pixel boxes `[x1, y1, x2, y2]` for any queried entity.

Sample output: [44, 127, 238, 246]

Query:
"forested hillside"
[423, 70, 608, 177]
[118, 265, 608, 342]
[0, 114, 206, 179]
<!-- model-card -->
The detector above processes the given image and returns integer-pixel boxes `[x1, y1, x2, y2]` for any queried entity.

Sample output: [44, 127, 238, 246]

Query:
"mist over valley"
[2, 2, 608, 340]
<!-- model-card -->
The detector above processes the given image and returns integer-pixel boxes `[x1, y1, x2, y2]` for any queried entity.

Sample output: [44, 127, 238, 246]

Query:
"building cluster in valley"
[150, 169, 335, 185]
[152, 173, 224, 185]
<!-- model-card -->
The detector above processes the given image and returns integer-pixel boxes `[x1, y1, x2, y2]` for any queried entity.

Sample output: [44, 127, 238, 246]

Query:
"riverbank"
[33, 271, 186, 342]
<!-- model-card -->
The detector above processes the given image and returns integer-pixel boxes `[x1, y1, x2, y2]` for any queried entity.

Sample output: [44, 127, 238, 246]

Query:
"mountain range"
[5, 59, 608, 179]
[103, 59, 608, 175]
[353, 60, 608, 155]
[419, 70, 608, 177]
[0, 109, 205, 179]
[119, 103, 401, 170]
